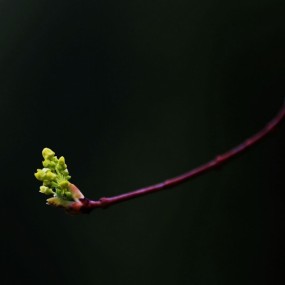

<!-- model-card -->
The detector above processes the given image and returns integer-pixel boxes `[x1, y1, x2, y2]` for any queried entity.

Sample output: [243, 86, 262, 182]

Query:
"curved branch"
[72, 101, 285, 214]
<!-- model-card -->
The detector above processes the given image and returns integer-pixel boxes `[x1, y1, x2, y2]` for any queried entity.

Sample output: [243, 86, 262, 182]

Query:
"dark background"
[1, 1, 285, 284]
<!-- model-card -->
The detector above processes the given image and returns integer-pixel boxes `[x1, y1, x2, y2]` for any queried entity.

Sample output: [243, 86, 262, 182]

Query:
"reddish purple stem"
[82, 102, 285, 212]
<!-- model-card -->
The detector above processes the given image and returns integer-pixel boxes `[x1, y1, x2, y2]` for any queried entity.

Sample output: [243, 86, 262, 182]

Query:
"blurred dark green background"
[1, 1, 285, 284]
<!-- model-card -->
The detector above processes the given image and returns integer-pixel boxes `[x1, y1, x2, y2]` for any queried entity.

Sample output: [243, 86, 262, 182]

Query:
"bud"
[43, 160, 56, 169]
[58, 156, 65, 166]
[46, 171, 57, 181]
[42, 160, 50, 168]
[42, 148, 55, 160]
[35, 147, 80, 211]
[39, 186, 54, 195]
[64, 191, 73, 200]
[68, 183, 84, 200]
[46, 197, 73, 208]
[43, 180, 52, 187]
[34, 169, 45, 181]
[59, 180, 69, 189]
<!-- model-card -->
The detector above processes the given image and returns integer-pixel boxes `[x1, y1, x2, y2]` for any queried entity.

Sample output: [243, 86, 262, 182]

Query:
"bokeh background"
[1, 1, 285, 284]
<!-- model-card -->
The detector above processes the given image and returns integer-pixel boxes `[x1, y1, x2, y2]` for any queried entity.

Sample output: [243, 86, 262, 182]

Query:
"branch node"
[99, 197, 110, 208]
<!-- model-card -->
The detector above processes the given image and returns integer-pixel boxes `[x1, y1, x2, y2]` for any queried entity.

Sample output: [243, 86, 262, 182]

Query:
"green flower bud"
[42, 148, 55, 160]
[42, 160, 50, 168]
[34, 169, 46, 181]
[57, 157, 67, 172]
[52, 156, 59, 165]
[42, 160, 56, 169]
[58, 156, 65, 166]
[64, 191, 73, 200]
[46, 171, 57, 181]
[59, 180, 69, 189]
[50, 161, 56, 168]
[46, 197, 73, 208]
[39, 186, 54, 195]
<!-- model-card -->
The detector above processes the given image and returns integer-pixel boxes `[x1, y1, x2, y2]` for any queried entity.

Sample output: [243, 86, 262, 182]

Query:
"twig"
[74, 100, 285, 213]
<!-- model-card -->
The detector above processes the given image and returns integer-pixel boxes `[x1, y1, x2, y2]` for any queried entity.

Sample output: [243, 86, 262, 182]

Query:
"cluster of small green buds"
[35, 148, 84, 211]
